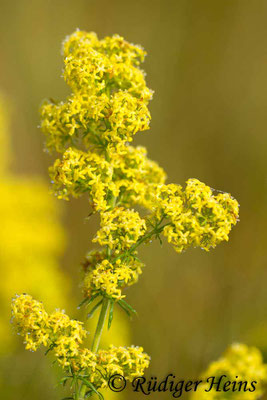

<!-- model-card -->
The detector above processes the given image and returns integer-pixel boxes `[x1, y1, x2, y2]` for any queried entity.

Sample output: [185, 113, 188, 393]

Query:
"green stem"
[79, 384, 87, 399]
[89, 195, 115, 355]
[91, 297, 110, 353]
[112, 221, 172, 263]
[74, 377, 79, 400]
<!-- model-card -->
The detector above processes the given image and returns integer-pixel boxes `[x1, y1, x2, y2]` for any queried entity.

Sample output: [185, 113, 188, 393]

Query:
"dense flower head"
[50, 144, 166, 212]
[191, 343, 267, 400]
[152, 179, 239, 252]
[62, 31, 151, 101]
[49, 147, 115, 211]
[40, 30, 152, 152]
[109, 145, 166, 208]
[95, 345, 150, 386]
[11, 294, 49, 351]
[48, 310, 87, 367]
[83, 257, 143, 300]
[82, 249, 107, 273]
[76, 345, 150, 388]
[93, 207, 147, 251]
[11, 294, 150, 387]
[151, 183, 183, 219]
[11, 294, 87, 364]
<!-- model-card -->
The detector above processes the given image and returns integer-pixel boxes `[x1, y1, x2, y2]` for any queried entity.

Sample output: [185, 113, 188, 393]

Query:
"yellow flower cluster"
[191, 343, 267, 400]
[50, 144, 166, 212]
[109, 145, 166, 208]
[94, 345, 150, 386]
[93, 207, 147, 251]
[11, 294, 86, 365]
[153, 179, 239, 252]
[41, 29, 239, 308]
[11, 295, 150, 387]
[50, 147, 114, 211]
[78, 345, 150, 388]
[84, 257, 143, 300]
[40, 30, 152, 152]
[11, 294, 49, 351]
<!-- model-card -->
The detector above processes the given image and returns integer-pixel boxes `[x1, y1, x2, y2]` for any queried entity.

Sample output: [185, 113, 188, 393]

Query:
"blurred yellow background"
[1, 0, 267, 399]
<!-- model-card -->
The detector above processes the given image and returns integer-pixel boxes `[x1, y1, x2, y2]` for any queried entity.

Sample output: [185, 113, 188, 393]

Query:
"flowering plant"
[11, 30, 239, 399]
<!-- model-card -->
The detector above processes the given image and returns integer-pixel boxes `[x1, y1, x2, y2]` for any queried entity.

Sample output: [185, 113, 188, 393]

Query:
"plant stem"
[91, 297, 110, 353]
[79, 384, 87, 399]
[112, 221, 172, 263]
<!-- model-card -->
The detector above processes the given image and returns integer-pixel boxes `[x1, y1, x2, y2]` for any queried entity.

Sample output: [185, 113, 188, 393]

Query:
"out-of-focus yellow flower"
[191, 343, 267, 399]
[0, 180, 69, 353]
[0, 94, 69, 354]
[0, 179, 68, 307]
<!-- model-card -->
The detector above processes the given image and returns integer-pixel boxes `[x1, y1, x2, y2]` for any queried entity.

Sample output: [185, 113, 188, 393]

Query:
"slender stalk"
[89, 220, 170, 357]
[91, 297, 110, 353]
[79, 384, 87, 399]
[89, 194, 115, 356]
[112, 221, 172, 263]
[74, 377, 79, 400]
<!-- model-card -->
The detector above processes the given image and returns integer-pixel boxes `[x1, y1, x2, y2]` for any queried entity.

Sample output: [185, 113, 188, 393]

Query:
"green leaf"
[119, 299, 137, 315]
[79, 377, 104, 400]
[87, 300, 103, 319]
[85, 392, 94, 398]
[78, 293, 99, 309]
[108, 301, 114, 329]
[85, 210, 94, 220]
[60, 376, 71, 387]
[156, 233, 163, 245]
[118, 301, 131, 317]
[132, 254, 143, 263]
[45, 343, 56, 356]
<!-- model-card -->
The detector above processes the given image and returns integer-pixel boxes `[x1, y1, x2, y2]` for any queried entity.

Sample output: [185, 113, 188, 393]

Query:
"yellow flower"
[96, 345, 150, 385]
[49, 147, 114, 211]
[93, 207, 147, 251]
[11, 295, 87, 367]
[11, 294, 149, 388]
[11, 294, 49, 351]
[83, 257, 143, 300]
[50, 144, 166, 212]
[191, 343, 267, 400]
[151, 179, 239, 252]
[40, 30, 152, 153]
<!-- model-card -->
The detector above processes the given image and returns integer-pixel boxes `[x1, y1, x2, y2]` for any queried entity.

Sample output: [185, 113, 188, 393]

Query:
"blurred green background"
[1, 0, 267, 398]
